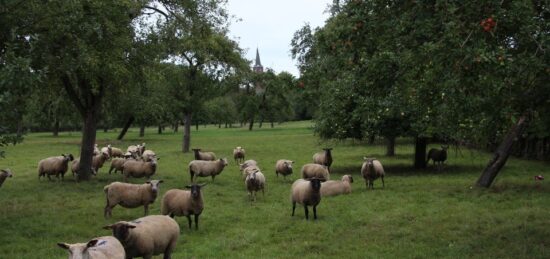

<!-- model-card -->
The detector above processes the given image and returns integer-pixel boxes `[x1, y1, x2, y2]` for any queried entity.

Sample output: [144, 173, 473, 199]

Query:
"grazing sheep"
[101, 145, 111, 158]
[93, 144, 100, 155]
[161, 183, 207, 230]
[245, 171, 266, 202]
[103, 215, 179, 259]
[38, 154, 74, 181]
[71, 152, 110, 176]
[122, 159, 159, 182]
[142, 150, 156, 162]
[192, 148, 216, 161]
[239, 160, 258, 172]
[110, 146, 124, 158]
[233, 146, 245, 163]
[126, 145, 140, 158]
[361, 157, 385, 189]
[189, 158, 228, 182]
[301, 163, 330, 181]
[275, 160, 294, 180]
[426, 145, 449, 170]
[313, 148, 333, 171]
[0, 169, 13, 188]
[109, 158, 127, 174]
[320, 175, 353, 197]
[57, 236, 125, 259]
[103, 180, 163, 218]
[291, 178, 322, 220]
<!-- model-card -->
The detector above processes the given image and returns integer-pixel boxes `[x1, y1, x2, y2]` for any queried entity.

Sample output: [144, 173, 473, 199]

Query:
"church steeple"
[253, 48, 264, 73]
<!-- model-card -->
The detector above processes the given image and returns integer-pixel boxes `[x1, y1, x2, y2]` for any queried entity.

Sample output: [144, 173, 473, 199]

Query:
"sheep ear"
[57, 243, 70, 249]
[86, 239, 99, 248]
[145, 181, 151, 184]
[363, 156, 367, 160]
[127, 224, 137, 229]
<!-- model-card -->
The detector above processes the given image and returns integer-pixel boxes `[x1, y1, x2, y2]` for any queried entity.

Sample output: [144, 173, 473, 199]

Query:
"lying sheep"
[71, 152, 110, 176]
[57, 236, 125, 259]
[109, 158, 127, 174]
[320, 175, 353, 197]
[275, 160, 294, 180]
[192, 148, 217, 161]
[103, 215, 179, 259]
[301, 163, 330, 181]
[291, 178, 322, 220]
[313, 148, 333, 171]
[161, 183, 207, 230]
[245, 171, 266, 202]
[103, 180, 163, 218]
[189, 158, 228, 182]
[142, 150, 156, 162]
[361, 157, 385, 189]
[38, 154, 74, 181]
[0, 169, 13, 188]
[122, 158, 159, 182]
[426, 145, 449, 170]
[239, 160, 258, 172]
[233, 146, 245, 163]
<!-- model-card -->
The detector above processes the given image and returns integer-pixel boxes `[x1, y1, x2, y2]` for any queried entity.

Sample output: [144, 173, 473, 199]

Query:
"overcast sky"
[226, 0, 331, 77]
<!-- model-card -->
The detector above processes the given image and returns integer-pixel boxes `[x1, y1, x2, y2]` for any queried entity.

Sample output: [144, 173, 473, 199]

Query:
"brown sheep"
[361, 157, 385, 189]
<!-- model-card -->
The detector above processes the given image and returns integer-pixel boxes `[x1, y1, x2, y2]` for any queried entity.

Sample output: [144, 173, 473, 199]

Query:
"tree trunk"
[249, 118, 254, 131]
[195, 120, 199, 131]
[477, 114, 529, 187]
[158, 125, 162, 134]
[259, 118, 263, 128]
[77, 109, 98, 181]
[386, 136, 396, 156]
[16, 120, 23, 138]
[117, 116, 134, 140]
[182, 112, 192, 153]
[139, 123, 145, 137]
[53, 119, 60, 137]
[368, 135, 376, 145]
[271, 121, 274, 128]
[414, 137, 427, 169]
[173, 122, 179, 133]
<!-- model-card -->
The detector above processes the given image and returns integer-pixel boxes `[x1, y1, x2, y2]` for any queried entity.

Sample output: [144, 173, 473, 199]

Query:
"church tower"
[253, 48, 264, 73]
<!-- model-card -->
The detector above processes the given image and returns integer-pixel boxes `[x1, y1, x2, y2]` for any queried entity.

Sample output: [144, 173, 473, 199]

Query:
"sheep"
[161, 183, 207, 230]
[57, 236, 125, 259]
[291, 178, 322, 220]
[233, 146, 245, 163]
[245, 171, 266, 202]
[101, 145, 111, 158]
[110, 146, 124, 158]
[122, 158, 159, 182]
[192, 148, 216, 161]
[189, 158, 228, 182]
[301, 163, 330, 181]
[126, 145, 140, 158]
[138, 143, 146, 156]
[71, 151, 110, 176]
[241, 164, 261, 179]
[109, 158, 127, 174]
[141, 150, 156, 162]
[320, 175, 353, 197]
[275, 160, 294, 180]
[38, 154, 74, 181]
[93, 144, 100, 155]
[239, 159, 258, 172]
[0, 169, 13, 188]
[313, 148, 333, 171]
[103, 215, 179, 259]
[361, 157, 385, 189]
[103, 180, 163, 218]
[426, 145, 449, 170]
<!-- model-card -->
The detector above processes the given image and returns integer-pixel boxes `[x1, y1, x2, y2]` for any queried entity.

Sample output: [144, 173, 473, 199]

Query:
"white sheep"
[57, 236, 125, 259]
[161, 183, 207, 230]
[103, 180, 163, 218]
[122, 158, 159, 182]
[192, 148, 217, 161]
[313, 148, 333, 171]
[301, 163, 330, 181]
[291, 178, 323, 220]
[361, 157, 385, 189]
[103, 215, 179, 259]
[71, 151, 110, 176]
[245, 170, 266, 202]
[320, 174, 353, 197]
[38, 154, 74, 181]
[138, 143, 146, 156]
[93, 144, 100, 155]
[109, 158, 126, 174]
[239, 160, 258, 172]
[233, 146, 245, 163]
[110, 146, 124, 158]
[275, 160, 294, 180]
[241, 164, 260, 180]
[189, 158, 228, 182]
[126, 145, 140, 158]
[141, 150, 156, 162]
[0, 169, 13, 188]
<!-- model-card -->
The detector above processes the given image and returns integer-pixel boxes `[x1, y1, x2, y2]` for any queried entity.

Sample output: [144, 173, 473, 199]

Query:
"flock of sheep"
[0, 142, 449, 258]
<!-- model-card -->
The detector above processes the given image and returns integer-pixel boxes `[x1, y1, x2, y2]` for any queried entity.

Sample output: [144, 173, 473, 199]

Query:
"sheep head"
[186, 183, 207, 198]
[1, 169, 12, 178]
[308, 178, 322, 191]
[103, 222, 136, 242]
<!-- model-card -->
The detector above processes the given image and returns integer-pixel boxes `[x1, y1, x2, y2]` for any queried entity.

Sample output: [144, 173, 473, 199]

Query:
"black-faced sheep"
[103, 180, 163, 218]
[313, 148, 333, 171]
[103, 215, 179, 259]
[291, 178, 322, 220]
[426, 145, 449, 170]
[245, 171, 266, 202]
[57, 236, 125, 259]
[361, 157, 385, 189]
[242, 164, 260, 180]
[233, 146, 245, 163]
[38, 154, 74, 181]
[275, 159, 294, 180]
[192, 148, 217, 161]
[320, 174, 353, 197]
[161, 183, 207, 230]
[122, 158, 159, 182]
[189, 158, 228, 182]
[301, 163, 330, 181]
[0, 169, 13, 188]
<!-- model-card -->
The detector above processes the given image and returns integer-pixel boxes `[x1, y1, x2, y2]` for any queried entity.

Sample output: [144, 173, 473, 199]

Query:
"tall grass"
[0, 121, 548, 258]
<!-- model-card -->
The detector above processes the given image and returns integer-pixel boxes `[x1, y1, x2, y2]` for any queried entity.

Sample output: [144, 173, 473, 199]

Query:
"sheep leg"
[190, 170, 194, 183]
[186, 215, 192, 229]
[194, 214, 199, 230]
[304, 205, 309, 220]
[104, 204, 113, 218]
[381, 176, 385, 188]
[47, 174, 52, 181]
[313, 205, 317, 220]
[211, 175, 215, 181]
[108, 166, 113, 174]
[365, 180, 368, 189]
[291, 202, 296, 216]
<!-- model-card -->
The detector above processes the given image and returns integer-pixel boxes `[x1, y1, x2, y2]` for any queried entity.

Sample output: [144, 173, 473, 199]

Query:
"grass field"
[0, 121, 548, 258]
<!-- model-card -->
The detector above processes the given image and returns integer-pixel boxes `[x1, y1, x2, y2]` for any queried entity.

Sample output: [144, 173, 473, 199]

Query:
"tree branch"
[61, 73, 86, 117]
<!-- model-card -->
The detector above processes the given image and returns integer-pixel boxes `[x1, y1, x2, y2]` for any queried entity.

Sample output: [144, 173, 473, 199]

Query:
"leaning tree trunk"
[77, 108, 99, 181]
[477, 113, 529, 187]
[386, 136, 396, 156]
[414, 137, 427, 169]
[117, 116, 134, 140]
[182, 112, 192, 153]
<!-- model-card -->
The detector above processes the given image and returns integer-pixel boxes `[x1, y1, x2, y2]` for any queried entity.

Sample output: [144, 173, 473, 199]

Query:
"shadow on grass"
[330, 164, 483, 177]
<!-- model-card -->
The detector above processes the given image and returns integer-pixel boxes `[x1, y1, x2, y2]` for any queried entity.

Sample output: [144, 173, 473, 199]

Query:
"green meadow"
[0, 121, 548, 258]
